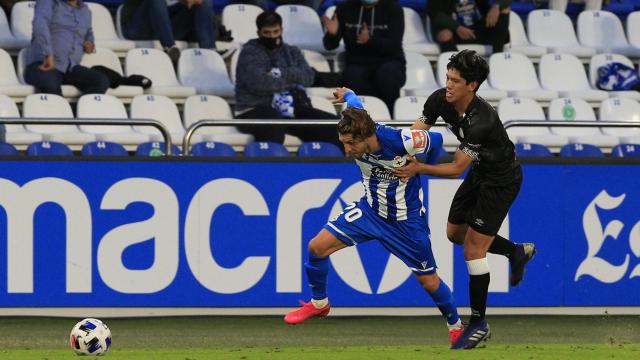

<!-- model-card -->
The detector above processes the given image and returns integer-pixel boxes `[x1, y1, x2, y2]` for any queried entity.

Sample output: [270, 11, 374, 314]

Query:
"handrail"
[503, 120, 640, 129]
[0, 117, 173, 155]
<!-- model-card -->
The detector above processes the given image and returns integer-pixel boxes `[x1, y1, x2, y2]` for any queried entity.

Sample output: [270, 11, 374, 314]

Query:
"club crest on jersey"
[392, 156, 406, 167]
[411, 131, 427, 149]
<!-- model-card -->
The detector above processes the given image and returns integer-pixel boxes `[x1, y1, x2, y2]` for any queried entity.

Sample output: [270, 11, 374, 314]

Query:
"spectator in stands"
[428, 0, 511, 53]
[24, 0, 110, 96]
[322, 0, 406, 114]
[235, 11, 340, 146]
[229, 0, 324, 11]
[120, 0, 217, 64]
[549, 0, 601, 13]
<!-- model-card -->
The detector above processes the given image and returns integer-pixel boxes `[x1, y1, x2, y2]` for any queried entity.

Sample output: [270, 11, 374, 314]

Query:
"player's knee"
[417, 273, 440, 293]
[308, 240, 330, 258]
[446, 228, 464, 245]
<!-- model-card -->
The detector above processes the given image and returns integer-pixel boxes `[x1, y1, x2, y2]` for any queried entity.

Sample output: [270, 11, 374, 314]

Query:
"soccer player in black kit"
[393, 50, 536, 349]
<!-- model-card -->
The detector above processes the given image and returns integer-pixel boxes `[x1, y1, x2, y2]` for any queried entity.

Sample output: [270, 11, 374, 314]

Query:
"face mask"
[361, 0, 378, 6]
[258, 36, 282, 50]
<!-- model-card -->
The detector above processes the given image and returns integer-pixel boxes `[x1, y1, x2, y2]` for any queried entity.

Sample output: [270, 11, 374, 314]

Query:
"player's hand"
[357, 22, 370, 44]
[322, 14, 339, 35]
[332, 87, 352, 104]
[392, 156, 420, 183]
[83, 41, 95, 54]
[485, 5, 500, 28]
[38, 55, 55, 71]
[456, 26, 475, 40]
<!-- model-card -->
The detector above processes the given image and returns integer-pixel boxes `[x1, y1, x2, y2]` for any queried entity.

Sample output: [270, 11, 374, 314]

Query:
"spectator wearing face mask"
[234, 11, 341, 146]
[322, 0, 405, 114]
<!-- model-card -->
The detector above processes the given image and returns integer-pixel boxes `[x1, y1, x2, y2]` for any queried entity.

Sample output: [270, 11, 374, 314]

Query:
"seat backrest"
[183, 94, 237, 134]
[230, 46, 241, 84]
[80, 47, 125, 75]
[178, 48, 233, 90]
[23, 93, 73, 118]
[297, 141, 343, 157]
[0, 141, 19, 155]
[0, 94, 26, 133]
[222, 3, 263, 44]
[599, 97, 640, 121]
[588, 53, 635, 88]
[403, 7, 429, 45]
[309, 95, 337, 115]
[27, 141, 73, 156]
[244, 141, 290, 157]
[527, 9, 580, 47]
[81, 141, 128, 156]
[302, 49, 331, 72]
[515, 143, 552, 157]
[436, 51, 456, 87]
[509, 12, 529, 46]
[16, 47, 28, 83]
[125, 48, 179, 86]
[191, 141, 237, 157]
[559, 143, 603, 157]
[539, 53, 591, 91]
[611, 143, 640, 157]
[627, 11, 640, 47]
[130, 94, 185, 135]
[10, 1, 35, 42]
[404, 51, 438, 91]
[86, 2, 119, 41]
[135, 141, 181, 156]
[577, 10, 629, 48]
[359, 96, 391, 120]
[76, 94, 133, 133]
[489, 52, 542, 91]
[393, 96, 427, 120]
[276, 5, 323, 48]
[548, 97, 601, 136]
[498, 97, 545, 120]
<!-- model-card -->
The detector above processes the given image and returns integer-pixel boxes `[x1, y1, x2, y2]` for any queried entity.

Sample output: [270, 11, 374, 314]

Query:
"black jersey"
[421, 88, 519, 185]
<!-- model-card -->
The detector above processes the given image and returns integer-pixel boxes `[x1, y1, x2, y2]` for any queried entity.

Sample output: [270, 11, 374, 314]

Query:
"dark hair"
[337, 108, 376, 140]
[446, 49, 489, 92]
[256, 11, 282, 30]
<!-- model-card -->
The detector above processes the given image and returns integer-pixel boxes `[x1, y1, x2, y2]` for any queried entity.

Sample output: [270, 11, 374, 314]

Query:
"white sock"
[311, 298, 328, 309]
[447, 319, 463, 331]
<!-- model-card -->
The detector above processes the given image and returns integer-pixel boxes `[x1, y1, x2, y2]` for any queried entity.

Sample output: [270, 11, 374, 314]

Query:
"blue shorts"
[323, 200, 438, 274]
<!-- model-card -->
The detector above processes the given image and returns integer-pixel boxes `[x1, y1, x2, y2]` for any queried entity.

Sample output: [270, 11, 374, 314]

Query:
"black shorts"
[447, 166, 523, 236]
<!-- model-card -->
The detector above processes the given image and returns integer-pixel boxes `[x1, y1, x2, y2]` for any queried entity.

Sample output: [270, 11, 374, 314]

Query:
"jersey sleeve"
[401, 128, 430, 155]
[421, 90, 444, 125]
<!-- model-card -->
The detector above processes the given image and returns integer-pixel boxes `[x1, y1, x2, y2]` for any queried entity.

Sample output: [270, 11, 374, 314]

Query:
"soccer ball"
[69, 318, 112, 356]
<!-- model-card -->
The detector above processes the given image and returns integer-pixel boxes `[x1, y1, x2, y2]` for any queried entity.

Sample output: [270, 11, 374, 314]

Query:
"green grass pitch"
[0, 315, 638, 359]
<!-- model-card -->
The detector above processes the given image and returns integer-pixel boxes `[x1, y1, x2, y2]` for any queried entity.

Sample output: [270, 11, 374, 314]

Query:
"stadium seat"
[559, 143, 604, 157]
[80, 48, 144, 99]
[434, 51, 506, 102]
[402, 7, 440, 56]
[9, 1, 35, 45]
[183, 94, 253, 146]
[130, 94, 203, 144]
[0, 48, 34, 99]
[244, 141, 290, 157]
[296, 141, 344, 157]
[627, 11, 640, 48]
[538, 53, 608, 103]
[22, 94, 96, 144]
[401, 52, 440, 97]
[504, 12, 547, 58]
[515, 143, 553, 157]
[178, 49, 235, 98]
[76, 94, 150, 145]
[17, 49, 81, 98]
[81, 141, 129, 156]
[302, 49, 334, 98]
[0, 141, 19, 155]
[611, 143, 640, 157]
[229, 46, 241, 84]
[276, 5, 325, 52]
[548, 97, 619, 148]
[498, 97, 568, 147]
[135, 141, 181, 156]
[599, 97, 640, 143]
[588, 53, 640, 101]
[191, 141, 237, 157]
[26, 141, 73, 156]
[392, 95, 460, 148]
[0, 94, 41, 144]
[357, 96, 391, 121]
[125, 48, 196, 101]
[489, 52, 557, 102]
[527, 9, 597, 58]
[0, 6, 26, 51]
[222, 3, 263, 45]
[309, 95, 338, 115]
[86, 2, 136, 54]
[577, 10, 640, 57]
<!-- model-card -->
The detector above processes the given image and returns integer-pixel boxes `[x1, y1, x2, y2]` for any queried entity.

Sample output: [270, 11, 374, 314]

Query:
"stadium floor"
[0, 315, 638, 359]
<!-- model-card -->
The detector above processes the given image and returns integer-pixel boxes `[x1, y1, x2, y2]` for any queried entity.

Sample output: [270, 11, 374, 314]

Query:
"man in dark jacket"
[322, 0, 405, 114]
[428, 0, 511, 53]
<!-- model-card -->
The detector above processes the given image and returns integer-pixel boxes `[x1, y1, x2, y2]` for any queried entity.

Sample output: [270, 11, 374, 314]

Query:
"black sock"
[469, 273, 490, 323]
[488, 234, 517, 259]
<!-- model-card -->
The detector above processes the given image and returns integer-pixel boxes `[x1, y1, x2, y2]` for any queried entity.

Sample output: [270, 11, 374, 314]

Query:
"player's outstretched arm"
[332, 87, 364, 109]
[393, 149, 472, 182]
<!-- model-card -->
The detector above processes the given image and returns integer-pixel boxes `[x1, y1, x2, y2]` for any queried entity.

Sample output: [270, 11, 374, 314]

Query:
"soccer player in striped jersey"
[284, 87, 465, 346]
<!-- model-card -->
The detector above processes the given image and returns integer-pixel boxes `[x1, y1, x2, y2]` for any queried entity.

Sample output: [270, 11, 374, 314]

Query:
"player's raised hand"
[332, 87, 352, 104]
[392, 156, 420, 182]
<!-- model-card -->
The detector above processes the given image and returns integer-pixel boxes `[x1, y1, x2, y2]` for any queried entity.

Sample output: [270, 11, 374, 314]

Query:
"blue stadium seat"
[191, 141, 236, 157]
[611, 143, 640, 158]
[81, 141, 128, 156]
[244, 141, 290, 157]
[559, 143, 603, 158]
[0, 142, 19, 156]
[135, 142, 181, 156]
[27, 141, 73, 156]
[515, 143, 553, 158]
[296, 141, 343, 157]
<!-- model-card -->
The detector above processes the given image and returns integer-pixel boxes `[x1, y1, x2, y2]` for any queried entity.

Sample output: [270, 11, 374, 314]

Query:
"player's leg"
[415, 273, 464, 345]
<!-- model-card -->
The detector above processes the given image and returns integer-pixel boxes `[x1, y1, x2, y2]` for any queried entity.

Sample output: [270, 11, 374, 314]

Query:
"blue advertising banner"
[0, 160, 637, 307]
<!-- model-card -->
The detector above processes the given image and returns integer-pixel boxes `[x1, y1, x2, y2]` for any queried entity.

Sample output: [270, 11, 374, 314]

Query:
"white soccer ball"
[69, 318, 112, 356]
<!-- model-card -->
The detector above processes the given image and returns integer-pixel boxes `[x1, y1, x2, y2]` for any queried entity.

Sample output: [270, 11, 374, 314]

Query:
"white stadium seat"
[392, 95, 459, 148]
[222, 4, 263, 45]
[22, 93, 96, 144]
[86, 2, 135, 54]
[183, 95, 253, 146]
[627, 11, 640, 48]
[17, 49, 81, 98]
[538, 53, 608, 103]
[401, 52, 440, 97]
[76, 94, 150, 145]
[599, 97, 640, 143]
[309, 95, 337, 115]
[276, 5, 325, 52]
[434, 51, 506, 102]
[130, 94, 202, 144]
[301, 49, 333, 98]
[527, 9, 597, 58]
[0, 6, 27, 51]
[178, 48, 235, 98]
[125, 48, 196, 101]
[80, 47, 144, 100]
[498, 97, 568, 147]
[10, 1, 35, 45]
[489, 52, 557, 102]
[357, 95, 391, 121]
[577, 10, 640, 57]
[548, 97, 619, 147]
[504, 12, 547, 58]
[0, 94, 42, 144]
[402, 8, 440, 56]
[0, 48, 34, 99]
[588, 53, 640, 101]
